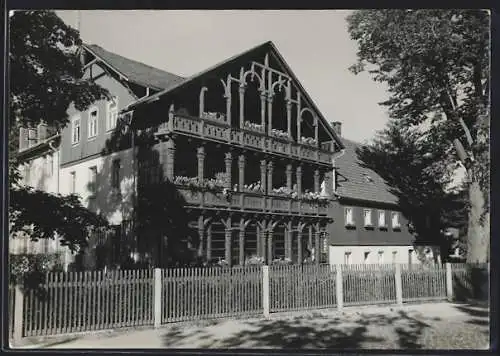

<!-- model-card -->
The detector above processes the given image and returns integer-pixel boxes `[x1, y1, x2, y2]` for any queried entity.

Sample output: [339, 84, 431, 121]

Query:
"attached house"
[327, 134, 441, 265]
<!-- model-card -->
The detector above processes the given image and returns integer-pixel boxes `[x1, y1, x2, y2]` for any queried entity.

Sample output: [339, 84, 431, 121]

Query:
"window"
[378, 210, 386, 228]
[364, 209, 373, 227]
[89, 166, 97, 197]
[392, 212, 401, 229]
[111, 159, 120, 190]
[70, 171, 76, 194]
[392, 251, 398, 264]
[344, 252, 352, 265]
[364, 251, 371, 264]
[107, 97, 118, 131]
[71, 115, 81, 144]
[345, 207, 355, 226]
[408, 249, 413, 265]
[378, 251, 384, 264]
[88, 107, 98, 138]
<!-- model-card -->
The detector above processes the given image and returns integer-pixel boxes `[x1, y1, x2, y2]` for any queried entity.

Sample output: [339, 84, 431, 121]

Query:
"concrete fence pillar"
[154, 268, 162, 328]
[395, 264, 403, 305]
[446, 262, 453, 301]
[13, 285, 24, 342]
[335, 264, 343, 310]
[262, 266, 270, 318]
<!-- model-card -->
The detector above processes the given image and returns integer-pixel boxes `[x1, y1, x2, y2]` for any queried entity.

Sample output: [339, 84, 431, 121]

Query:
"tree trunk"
[466, 178, 489, 263]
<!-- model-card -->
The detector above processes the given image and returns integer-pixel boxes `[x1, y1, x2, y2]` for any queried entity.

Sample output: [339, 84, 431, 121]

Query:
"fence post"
[154, 268, 162, 328]
[262, 266, 270, 318]
[395, 264, 403, 305]
[13, 285, 24, 342]
[446, 262, 453, 301]
[335, 264, 343, 311]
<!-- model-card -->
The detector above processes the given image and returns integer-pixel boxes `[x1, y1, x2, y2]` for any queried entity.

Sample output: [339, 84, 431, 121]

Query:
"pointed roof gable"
[83, 44, 185, 91]
[125, 41, 343, 148]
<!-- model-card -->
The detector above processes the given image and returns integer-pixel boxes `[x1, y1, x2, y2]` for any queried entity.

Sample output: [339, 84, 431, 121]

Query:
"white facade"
[328, 245, 435, 265]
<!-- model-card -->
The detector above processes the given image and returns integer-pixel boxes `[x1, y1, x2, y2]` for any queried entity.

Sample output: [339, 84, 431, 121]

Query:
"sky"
[57, 10, 390, 143]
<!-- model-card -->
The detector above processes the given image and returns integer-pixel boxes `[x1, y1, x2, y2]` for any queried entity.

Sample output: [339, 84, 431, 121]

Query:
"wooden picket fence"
[9, 263, 486, 340]
[161, 266, 262, 323]
[269, 264, 337, 312]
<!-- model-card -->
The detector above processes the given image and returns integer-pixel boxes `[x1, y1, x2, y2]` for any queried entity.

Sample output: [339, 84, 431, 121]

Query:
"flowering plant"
[245, 255, 265, 265]
[300, 136, 318, 146]
[243, 121, 265, 133]
[271, 129, 291, 140]
[202, 111, 226, 122]
[271, 257, 293, 265]
[302, 191, 329, 202]
[242, 181, 264, 193]
[173, 176, 226, 192]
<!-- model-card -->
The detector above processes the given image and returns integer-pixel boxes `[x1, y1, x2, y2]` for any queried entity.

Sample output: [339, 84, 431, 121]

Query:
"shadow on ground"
[161, 310, 441, 349]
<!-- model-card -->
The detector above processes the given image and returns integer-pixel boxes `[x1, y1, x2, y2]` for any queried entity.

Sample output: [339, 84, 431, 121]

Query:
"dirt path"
[31, 302, 489, 349]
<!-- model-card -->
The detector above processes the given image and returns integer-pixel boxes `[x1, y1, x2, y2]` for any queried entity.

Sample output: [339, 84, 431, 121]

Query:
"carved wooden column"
[314, 116, 319, 145]
[324, 171, 332, 197]
[197, 146, 205, 182]
[239, 218, 245, 265]
[314, 169, 320, 193]
[267, 95, 273, 136]
[260, 159, 267, 193]
[239, 84, 245, 129]
[260, 92, 267, 128]
[297, 229, 303, 264]
[296, 164, 302, 198]
[197, 215, 204, 257]
[286, 101, 292, 139]
[224, 151, 232, 189]
[206, 224, 212, 261]
[256, 225, 261, 259]
[259, 220, 267, 261]
[225, 216, 232, 266]
[163, 138, 176, 181]
[225, 76, 232, 125]
[238, 154, 246, 190]
[315, 222, 321, 264]
[267, 161, 274, 194]
[286, 164, 293, 191]
[308, 225, 313, 252]
[297, 117, 302, 142]
[286, 221, 292, 260]
[267, 226, 273, 264]
[199, 86, 208, 117]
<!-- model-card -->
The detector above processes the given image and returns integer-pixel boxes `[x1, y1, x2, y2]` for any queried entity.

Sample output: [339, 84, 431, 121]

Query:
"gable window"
[344, 251, 352, 265]
[344, 207, 355, 227]
[378, 250, 384, 264]
[88, 107, 98, 139]
[89, 166, 97, 197]
[107, 97, 118, 131]
[363, 209, 373, 227]
[69, 171, 76, 194]
[378, 210, 386, 228]
[392, 212, 401, 229]
[71, 115, 81, 144]
[111, 159, 121, 190]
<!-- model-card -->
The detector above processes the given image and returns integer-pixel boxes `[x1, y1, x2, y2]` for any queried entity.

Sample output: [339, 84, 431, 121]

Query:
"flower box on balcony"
[201, 111, 227, 123]
[243, 121, 265, 134]
[271, 129, 291, 140]
[300, 136, 318, 147]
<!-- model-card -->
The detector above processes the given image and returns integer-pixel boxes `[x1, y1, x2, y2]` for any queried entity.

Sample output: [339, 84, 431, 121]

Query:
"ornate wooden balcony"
[157, 114, 333, 166]
[176, 185, 329, 216]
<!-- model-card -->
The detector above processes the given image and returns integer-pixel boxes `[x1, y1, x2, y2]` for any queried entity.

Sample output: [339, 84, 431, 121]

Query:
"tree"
[9, 11, 109, 253]
[356, 118, 468, 260]
[347, 10, 490, 263]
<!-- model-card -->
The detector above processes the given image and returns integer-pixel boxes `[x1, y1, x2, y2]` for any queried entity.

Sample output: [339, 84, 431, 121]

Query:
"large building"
[14, 41, 438, 268]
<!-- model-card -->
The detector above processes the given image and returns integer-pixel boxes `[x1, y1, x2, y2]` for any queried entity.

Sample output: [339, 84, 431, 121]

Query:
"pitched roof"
[335, 138, 399, 205]
[125, 41, 344, 148]
[83, 44, 185, 91]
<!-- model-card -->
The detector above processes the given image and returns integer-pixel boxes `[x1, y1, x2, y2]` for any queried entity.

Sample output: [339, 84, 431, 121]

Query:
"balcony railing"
[158, 114, 334, 165]
[176, 185, 329, 216]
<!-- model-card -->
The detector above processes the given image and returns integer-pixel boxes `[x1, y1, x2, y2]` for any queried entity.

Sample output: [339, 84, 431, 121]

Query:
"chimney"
[19, 127, 29, 151]
[330, 121, 342, 137]
[37, 121, 48, 142]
